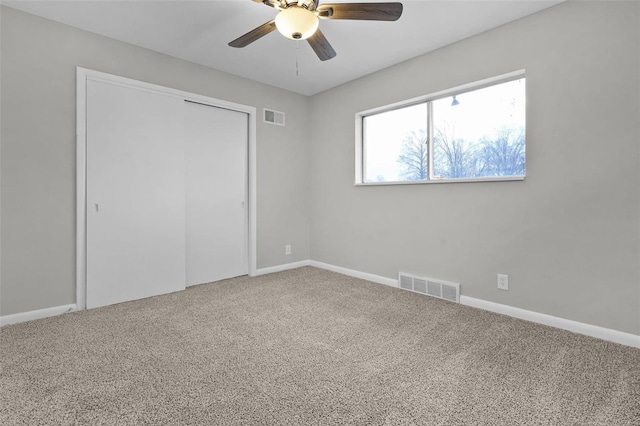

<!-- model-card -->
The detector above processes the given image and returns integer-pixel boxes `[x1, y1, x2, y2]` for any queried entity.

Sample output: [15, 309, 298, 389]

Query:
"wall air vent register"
[263, 108, 285, 126]
[398, 272, 460, 303]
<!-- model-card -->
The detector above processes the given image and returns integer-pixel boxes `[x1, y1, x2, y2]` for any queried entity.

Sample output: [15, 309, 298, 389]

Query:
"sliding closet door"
[185, 102, 248, 286]
[86, 80, 186, 309]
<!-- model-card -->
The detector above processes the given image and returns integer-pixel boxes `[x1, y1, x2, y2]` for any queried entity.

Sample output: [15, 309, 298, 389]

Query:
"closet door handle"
[95, 203, 99, 212]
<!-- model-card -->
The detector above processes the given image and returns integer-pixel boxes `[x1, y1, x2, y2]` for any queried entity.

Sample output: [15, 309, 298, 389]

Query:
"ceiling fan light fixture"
[275, 7, 319, 40]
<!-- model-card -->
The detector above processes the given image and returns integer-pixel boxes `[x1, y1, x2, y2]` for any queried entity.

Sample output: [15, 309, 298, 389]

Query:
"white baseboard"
[253, 260, 311, 276]
[307, 261, 640, 349]
[4, 261, 639, 349]
[459, 296, 640, 349]
[309, 260, 398, 287]
[0, 304, 77, 327]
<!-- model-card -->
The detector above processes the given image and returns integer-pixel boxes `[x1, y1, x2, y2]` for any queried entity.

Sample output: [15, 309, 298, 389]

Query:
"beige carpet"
[1, 266, 639, 425]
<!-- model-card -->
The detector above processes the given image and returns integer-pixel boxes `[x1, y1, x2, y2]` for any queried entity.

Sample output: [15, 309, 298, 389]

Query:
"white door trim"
[76, 67, 257, 311]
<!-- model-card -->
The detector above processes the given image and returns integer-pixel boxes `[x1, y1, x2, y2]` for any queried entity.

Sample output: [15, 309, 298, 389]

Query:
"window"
[357, 73, 526, 184]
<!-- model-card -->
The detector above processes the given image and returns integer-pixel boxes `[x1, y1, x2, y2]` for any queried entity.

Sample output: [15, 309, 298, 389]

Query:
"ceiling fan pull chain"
[296, 40, 299, 77]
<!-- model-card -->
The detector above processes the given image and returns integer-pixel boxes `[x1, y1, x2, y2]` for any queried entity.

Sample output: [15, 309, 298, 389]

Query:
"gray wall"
[0, 6, 310, 316]
[308, 1, 640, 335]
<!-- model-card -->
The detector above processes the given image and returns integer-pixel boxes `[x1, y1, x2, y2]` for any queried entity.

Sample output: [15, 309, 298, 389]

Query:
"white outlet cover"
[497, 274, 509, 291]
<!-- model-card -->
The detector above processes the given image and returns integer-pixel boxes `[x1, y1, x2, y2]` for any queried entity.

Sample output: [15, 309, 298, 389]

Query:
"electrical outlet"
[285, 244, 291, 255]
[497, 274, 509, 291]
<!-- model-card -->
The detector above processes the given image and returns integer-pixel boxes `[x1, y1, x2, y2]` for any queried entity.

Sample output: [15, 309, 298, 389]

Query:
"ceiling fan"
[229, 0, 403, 61]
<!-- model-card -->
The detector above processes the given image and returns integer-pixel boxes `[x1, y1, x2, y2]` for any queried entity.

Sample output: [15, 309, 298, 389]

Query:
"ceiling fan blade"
[316, 3, 403, 21]
[307, 29, 336, 61]
[252, 0, 284, 8]
[228, 20, 277, 48]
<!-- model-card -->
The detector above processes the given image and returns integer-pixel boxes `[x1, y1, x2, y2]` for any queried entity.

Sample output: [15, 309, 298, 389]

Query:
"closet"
[84, 75, 249, 309]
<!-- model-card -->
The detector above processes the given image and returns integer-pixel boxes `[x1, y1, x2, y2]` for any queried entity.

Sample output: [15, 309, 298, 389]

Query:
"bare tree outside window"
[477, 126, 525, 177]
[432, 124, 480, 179]
[397, 130, 429, 180]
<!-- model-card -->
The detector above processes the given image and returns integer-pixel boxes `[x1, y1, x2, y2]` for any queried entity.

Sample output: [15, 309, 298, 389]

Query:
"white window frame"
[355, 70, 526, 186]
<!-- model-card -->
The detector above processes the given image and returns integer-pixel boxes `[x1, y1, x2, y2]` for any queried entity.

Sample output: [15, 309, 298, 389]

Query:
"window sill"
[355, 176, 525, 186]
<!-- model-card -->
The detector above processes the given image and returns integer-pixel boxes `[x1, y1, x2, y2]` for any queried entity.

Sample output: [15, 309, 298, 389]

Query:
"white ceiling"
[2, 0, 563, 95]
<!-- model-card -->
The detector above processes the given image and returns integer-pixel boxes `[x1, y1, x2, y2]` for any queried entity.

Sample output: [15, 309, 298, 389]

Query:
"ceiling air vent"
[263, 108, 285, 126]
[397, 272, 460, 303]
